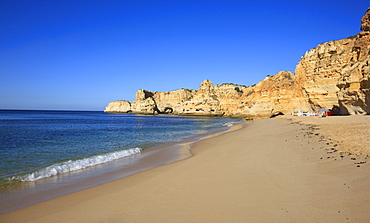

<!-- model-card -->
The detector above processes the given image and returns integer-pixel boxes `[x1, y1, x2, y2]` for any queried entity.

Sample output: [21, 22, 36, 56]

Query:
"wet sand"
[1, 116, 370, 222]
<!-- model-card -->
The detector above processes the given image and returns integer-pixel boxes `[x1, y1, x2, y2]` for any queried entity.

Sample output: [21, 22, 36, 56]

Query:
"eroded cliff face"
[104, 80, 246, 116]
[152, 89, 196, 114]
[233, 71, 313, 118]
[295, 7, 370, 115]
[214, 83, 247, 115]
[104, 100, 131, 113]
[130, 90, 158, 114]
[234, 7, 370, 118]
[128, 89, 196, 115]
[105, 8, 370, 118]
[178, 80, 224, 116]
[129, 80, 246, 116]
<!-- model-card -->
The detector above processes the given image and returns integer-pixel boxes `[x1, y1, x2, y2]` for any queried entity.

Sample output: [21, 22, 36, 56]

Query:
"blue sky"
[0, 1, 369, 110]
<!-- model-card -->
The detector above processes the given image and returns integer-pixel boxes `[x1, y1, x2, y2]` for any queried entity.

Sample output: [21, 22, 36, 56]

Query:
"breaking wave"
[223, 122, 237, 127]
[10, 148, 142, 182]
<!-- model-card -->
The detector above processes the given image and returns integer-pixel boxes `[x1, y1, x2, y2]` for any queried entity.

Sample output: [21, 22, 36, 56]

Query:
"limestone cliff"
[128, 80, 245, 116]
[104, 100, 131, 113]
[130, 90, 159, 115]
[233, 7, 370, 118]
[214, 83, 247, 115]
[233, 71, 313, 118]
[128, 88, 196, 115]
[294, 7, 370, 115]
[179, 80, 223, 116]
[152, 89, 196, 114]
[104, 80, 246, 116]
[105, 8, 370, 118]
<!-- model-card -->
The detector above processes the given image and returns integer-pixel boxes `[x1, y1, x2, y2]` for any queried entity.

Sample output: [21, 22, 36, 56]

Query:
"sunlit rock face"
[105, 80, 246, 116]
[232, 71, 313, 119]
[128, 88, 197, 115]
[295, 7, 370, 115]
[106, 8, 370, 118]
[152, 89, 196, 114]
[177, 80, 246, 116]
[236, 7, 370, 118]
[128, 90, 157, 115]
[177, 80, 222, 116]
[104, 100, 131, 113]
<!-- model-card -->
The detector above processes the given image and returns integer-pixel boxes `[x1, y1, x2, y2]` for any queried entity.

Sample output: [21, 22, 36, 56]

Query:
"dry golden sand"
[1, 116, 370, 222]
[287, 115, 370, 157]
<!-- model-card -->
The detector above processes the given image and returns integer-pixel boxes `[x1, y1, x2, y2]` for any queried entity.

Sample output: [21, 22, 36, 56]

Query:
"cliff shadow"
[162, 107, 174, 114]
[338, 100, 350, 115]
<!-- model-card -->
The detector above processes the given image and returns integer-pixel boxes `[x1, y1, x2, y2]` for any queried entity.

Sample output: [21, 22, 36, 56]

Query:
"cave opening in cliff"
[163, 107, 173, 114]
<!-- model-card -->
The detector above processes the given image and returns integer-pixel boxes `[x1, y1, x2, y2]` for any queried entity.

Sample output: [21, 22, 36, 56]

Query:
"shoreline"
[2, 116, 370, 222]
[0, 120, 245, 215]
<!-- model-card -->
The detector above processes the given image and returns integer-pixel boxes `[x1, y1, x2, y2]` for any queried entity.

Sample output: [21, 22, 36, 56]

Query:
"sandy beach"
[1, 116, 370, 222]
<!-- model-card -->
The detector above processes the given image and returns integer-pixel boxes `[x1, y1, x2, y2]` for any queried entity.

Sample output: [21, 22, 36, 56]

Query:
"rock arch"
[163, 107, 174, 114]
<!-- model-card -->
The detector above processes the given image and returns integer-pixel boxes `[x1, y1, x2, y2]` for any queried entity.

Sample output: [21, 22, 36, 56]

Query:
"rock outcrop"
[294, 7, 370, 115]
[233, 7, 370, 118]
[233, 71, 313, 118]
[127, 88, 196, 115]
[105, 8, 370, 118]
[104, 100, 131, 113]
[214, 83, 247, 115]
[130, 90, 159, 115]
[179, 80, 223, 116]
[104, 80, 246, 116]
[361, 8, 370, 32]
[152, 89, 196, 114]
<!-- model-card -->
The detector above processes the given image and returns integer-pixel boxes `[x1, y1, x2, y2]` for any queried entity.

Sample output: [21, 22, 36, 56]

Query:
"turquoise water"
[0, 110, 241, 182]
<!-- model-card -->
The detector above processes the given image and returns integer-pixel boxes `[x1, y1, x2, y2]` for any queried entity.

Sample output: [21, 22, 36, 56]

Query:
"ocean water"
[0, 110, 242, 184]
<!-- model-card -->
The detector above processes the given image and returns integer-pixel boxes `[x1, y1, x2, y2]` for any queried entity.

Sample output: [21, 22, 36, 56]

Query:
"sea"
[0, 110, 243, 213]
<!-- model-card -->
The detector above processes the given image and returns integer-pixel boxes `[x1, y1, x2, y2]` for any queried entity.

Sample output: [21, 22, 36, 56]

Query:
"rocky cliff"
[294, 7, 370, 115]
[232, 71, 313, 118]
[104, 100, 131, 113]
[105, 8, 370, 118]
[129, 88, 196, 115]
[104, 80, 246, 116]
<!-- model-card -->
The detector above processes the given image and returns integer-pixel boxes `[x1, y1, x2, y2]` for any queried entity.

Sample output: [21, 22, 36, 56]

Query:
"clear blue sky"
[0, 0, 369, 110]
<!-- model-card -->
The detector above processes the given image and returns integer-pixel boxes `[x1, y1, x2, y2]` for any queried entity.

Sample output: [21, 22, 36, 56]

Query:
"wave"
[9, 148, 142, 182]
[223, 122, 236, 127]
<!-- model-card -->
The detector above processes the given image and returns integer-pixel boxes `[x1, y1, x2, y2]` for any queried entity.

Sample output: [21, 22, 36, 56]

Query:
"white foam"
[11, 148, 142, 182]
[223, 122, 234, 127]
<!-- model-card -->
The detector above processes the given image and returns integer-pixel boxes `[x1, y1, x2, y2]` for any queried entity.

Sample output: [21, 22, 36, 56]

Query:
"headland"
[105, 8, 370, 119]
